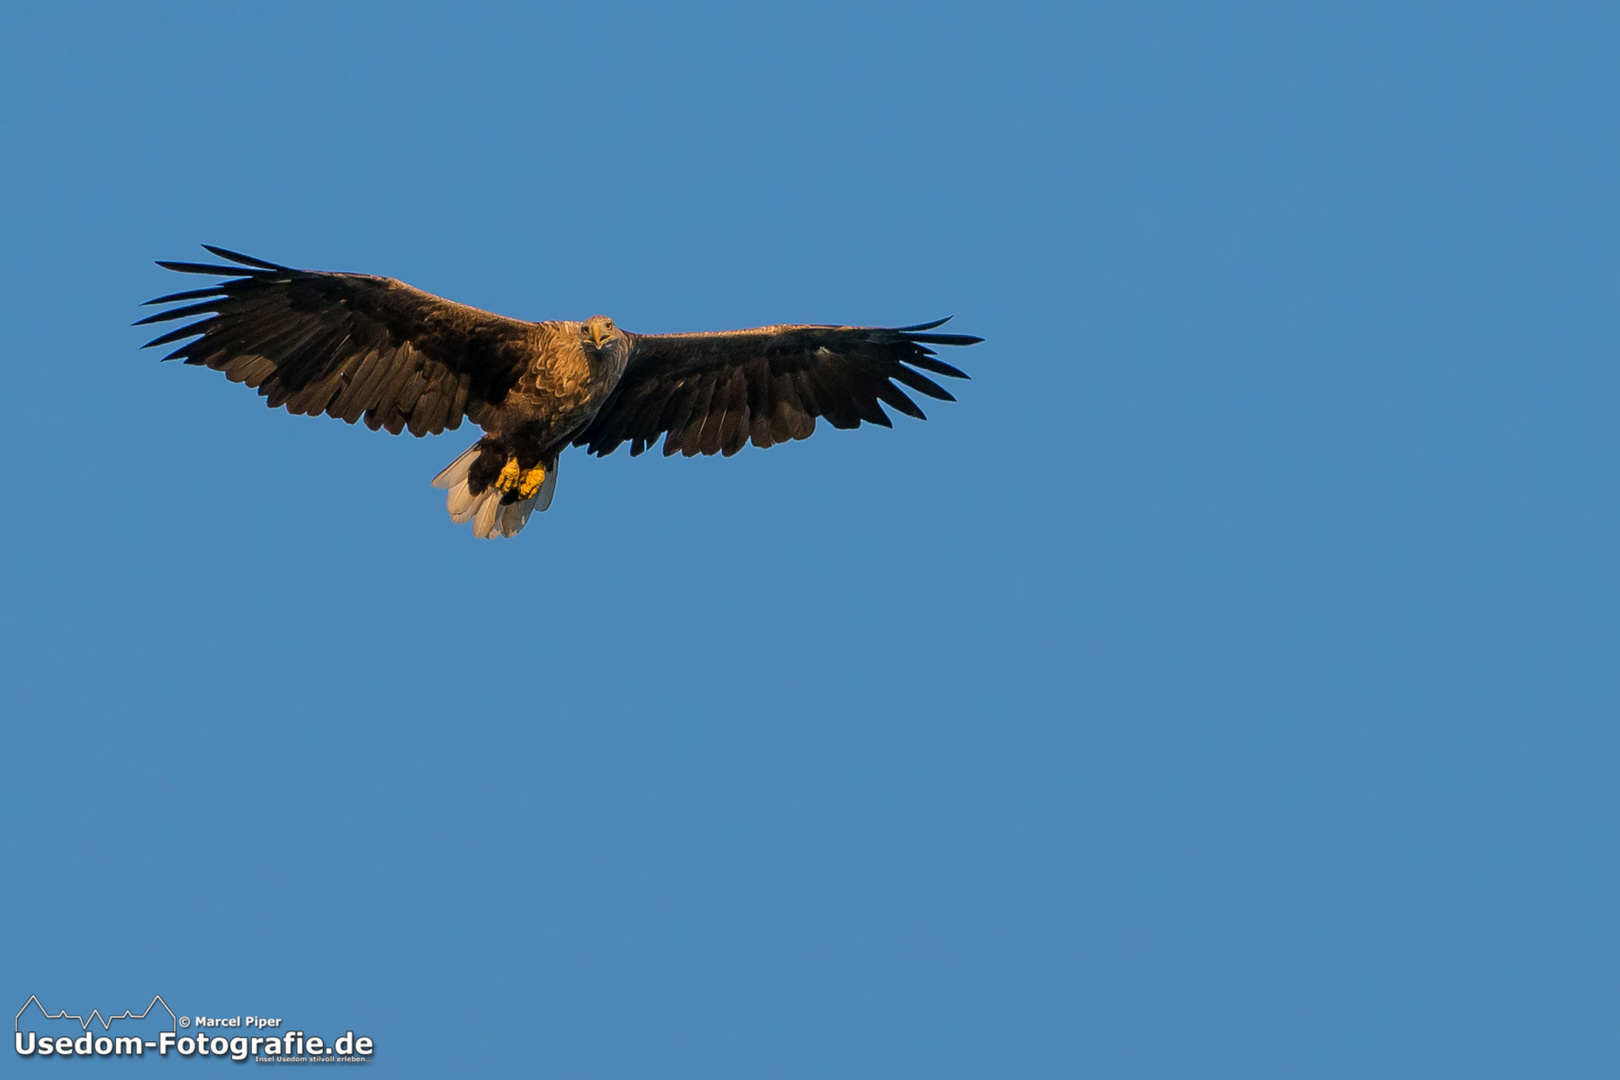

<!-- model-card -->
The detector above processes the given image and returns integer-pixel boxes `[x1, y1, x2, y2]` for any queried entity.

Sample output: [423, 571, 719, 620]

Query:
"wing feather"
[890, 364, 955, 402]
[810, 365, 862, 430]
[673, 379, 718, 457]
[659, 383, 699, 443]
[789, 369, 824, 426]
[873, 379, 927, 421]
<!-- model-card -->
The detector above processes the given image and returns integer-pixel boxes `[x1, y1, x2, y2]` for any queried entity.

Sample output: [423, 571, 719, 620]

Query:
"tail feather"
[533, 457, 559, 512]
[433, 442, 556, 539]
[431, 443, 481, 491]
[495, 496, 538, 536]
[446, 483, 482, 522]
[472, 491, 502, 538]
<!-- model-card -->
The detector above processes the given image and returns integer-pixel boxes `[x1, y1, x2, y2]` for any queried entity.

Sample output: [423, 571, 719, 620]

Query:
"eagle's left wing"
[572, 321, 980, 458]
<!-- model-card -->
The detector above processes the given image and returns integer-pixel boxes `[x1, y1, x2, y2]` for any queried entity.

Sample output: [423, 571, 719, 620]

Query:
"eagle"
[138, 246, 981, 538]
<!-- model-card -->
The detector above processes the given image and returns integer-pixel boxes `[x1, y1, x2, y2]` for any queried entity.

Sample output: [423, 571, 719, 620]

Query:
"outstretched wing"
[137, 246, 537, 436]
[572, 321, 980, 457]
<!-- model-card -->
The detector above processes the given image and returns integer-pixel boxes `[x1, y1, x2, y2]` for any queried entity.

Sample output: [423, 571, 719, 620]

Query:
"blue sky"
[2, 1, 1617, 1076]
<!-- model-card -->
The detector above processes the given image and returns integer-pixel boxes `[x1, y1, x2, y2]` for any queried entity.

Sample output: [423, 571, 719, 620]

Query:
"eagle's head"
[583, 315, 624, 352]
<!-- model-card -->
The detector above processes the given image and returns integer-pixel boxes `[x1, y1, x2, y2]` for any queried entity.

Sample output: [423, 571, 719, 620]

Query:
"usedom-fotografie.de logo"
[15, 995, 375, 1064]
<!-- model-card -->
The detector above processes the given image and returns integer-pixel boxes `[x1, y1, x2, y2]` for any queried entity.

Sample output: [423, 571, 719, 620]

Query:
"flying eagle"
[138, 246, 981, 538]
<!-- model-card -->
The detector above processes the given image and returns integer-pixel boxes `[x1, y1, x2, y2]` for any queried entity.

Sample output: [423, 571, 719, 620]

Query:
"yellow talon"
[495, 458, 546, 499]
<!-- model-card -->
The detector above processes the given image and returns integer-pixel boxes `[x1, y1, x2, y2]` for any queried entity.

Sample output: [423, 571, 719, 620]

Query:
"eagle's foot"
[495, 458, 546, 500]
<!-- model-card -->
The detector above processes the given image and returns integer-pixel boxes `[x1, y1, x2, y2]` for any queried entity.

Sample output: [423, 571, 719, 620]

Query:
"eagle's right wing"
[137, 246, 537, 436]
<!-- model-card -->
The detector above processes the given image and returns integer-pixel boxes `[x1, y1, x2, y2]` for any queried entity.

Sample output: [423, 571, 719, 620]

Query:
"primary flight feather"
[138, 246, 982, 537]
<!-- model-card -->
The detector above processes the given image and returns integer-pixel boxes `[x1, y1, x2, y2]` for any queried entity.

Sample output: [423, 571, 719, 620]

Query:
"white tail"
[432, 443, 558, 539]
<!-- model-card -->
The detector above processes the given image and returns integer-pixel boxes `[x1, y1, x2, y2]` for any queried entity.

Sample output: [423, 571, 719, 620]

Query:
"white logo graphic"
[15, 993, 176, 1034]
[14, 995, 375, 1063]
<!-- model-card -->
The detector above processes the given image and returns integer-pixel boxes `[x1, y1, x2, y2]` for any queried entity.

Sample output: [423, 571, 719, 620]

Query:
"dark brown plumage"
[139, 246, 981, 537]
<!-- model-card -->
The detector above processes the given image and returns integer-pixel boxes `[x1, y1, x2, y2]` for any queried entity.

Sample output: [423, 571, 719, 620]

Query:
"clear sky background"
[2, 1, 1617, 1076]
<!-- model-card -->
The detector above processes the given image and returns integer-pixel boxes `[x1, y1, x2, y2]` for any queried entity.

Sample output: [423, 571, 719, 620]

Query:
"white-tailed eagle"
[139, 246, 981, 538]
